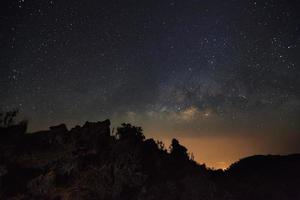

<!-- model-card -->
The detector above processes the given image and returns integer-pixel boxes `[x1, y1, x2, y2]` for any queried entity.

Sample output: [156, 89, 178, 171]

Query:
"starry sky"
[1, 0, 300, 168]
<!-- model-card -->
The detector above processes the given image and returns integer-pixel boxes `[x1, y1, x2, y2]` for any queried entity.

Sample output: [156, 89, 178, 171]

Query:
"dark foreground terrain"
[1, 116, 300, 199]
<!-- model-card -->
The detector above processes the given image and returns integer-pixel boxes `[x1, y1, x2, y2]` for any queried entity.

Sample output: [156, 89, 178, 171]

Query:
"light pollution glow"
[24, 104, 300, 169]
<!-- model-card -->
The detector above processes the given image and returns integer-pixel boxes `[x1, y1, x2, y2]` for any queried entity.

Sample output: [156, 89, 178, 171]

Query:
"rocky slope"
[1, 120, 300, 200]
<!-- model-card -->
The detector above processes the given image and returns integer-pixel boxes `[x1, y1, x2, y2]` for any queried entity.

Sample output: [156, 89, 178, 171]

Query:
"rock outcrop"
[71, 119, 111, 151]
[0, 120, 112, 199]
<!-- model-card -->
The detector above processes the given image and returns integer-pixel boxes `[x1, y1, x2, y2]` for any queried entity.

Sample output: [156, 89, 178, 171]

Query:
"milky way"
[1, 0, 300, 167]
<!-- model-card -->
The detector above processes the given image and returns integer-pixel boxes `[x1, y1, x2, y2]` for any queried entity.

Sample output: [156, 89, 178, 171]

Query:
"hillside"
[1, 119, 300, 200]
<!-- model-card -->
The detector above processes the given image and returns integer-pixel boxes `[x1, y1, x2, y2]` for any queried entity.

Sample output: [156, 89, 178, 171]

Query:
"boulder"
[71, 119, 111, 151]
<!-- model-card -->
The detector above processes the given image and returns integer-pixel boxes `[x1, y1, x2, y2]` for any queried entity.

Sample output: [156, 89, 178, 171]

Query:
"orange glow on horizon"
[146, 132, 300, 169]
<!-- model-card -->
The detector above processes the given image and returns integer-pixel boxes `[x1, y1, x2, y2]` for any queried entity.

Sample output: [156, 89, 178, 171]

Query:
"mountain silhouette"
[0, 113, 300, 200]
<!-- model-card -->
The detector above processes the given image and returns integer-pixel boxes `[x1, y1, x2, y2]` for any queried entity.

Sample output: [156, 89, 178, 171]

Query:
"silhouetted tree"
[0, 109, 18, 128]
[116, 123, 145, 142]
[0, 110, 27, 144]
[170, 138, 188, 161]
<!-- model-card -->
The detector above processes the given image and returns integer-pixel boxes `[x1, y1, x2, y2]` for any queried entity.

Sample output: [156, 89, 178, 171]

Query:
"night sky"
[1, 0, 300, 168]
